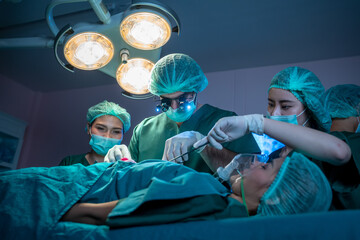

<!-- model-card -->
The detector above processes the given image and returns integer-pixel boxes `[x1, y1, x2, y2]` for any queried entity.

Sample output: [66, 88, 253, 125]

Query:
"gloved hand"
[194, 114, 264, 150]
[162, 131, 205, 163]
[104, 144, 135, 163]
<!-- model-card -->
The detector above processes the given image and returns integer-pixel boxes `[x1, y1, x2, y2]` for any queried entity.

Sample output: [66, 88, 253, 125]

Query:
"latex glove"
[162, 131, 205, 163]
[104, 144, 135, 163]
[194, 114, 264, 150]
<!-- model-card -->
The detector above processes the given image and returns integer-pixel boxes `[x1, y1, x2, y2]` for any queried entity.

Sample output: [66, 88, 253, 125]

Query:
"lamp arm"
[0, 37, 54, 49]
[46, 0, 111, 37]
[46, 0, 88, 36]
[88, 0, 111, 24]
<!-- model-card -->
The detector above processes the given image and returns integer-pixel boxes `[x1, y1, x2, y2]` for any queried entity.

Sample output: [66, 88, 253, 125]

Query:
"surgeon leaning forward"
[107, 53, 260, 173]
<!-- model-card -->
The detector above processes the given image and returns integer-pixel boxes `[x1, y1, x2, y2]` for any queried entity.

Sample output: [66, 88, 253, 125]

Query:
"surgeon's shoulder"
[134, 113, 169, 129]
[204, 104, 238, 118]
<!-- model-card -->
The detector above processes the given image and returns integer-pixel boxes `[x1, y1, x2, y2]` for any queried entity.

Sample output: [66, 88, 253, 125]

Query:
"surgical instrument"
[169, 141, 209, 163]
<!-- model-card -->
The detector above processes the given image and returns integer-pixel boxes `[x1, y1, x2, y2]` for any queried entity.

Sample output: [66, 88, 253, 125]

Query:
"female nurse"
[196, 67, 349, 168]
[193, 67, 351, 214]
[59, 100, 132, 166]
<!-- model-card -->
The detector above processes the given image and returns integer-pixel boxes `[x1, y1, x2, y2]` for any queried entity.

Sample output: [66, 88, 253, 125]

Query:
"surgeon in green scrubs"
[321, 84, 360, 209]
[59, 100, 132, 166]
[106, 53, 260, 173]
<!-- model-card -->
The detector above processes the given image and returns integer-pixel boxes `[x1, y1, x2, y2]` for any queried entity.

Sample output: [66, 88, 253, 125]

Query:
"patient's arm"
[200, 146, 237, 172]
[60, 200, 118, 225]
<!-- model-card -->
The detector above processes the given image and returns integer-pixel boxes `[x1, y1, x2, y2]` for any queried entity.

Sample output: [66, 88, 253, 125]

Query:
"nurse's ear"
[87, 122, 91, 135]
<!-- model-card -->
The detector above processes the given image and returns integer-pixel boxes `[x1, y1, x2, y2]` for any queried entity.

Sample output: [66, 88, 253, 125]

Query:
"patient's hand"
[60, 201, 118, 225]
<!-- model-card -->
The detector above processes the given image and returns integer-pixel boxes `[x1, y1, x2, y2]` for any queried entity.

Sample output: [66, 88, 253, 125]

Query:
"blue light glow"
[252, 133, 285, 156]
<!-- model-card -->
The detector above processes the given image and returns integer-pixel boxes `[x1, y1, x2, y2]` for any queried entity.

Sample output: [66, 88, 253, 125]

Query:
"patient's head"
[229, 151, 332, 216]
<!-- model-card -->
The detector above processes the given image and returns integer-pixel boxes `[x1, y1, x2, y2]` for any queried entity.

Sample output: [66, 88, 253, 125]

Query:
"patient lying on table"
[60, 148, 332, 226]
[0, 148, 331, 239]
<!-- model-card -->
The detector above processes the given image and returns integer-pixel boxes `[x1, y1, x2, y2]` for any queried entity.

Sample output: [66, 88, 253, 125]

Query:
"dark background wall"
[1, 56, 359, 168]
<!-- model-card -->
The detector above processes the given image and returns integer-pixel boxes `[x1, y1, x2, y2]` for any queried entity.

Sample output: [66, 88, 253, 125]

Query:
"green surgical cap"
[257, 152, 332, 216]
[269, 66, 332, 132]
[149, 53, 208, 96]
[321, 84, 360, 119]
[86, 100, 131, 133]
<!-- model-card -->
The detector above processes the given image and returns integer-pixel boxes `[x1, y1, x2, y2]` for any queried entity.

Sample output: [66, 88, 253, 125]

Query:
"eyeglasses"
[155, 92, 196, 112]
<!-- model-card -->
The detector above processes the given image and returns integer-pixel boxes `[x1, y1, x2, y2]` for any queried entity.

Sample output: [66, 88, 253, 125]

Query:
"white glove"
[194, 114, 264, 150]
[104, 144, 133, 163]
[162, 131, 205, 163]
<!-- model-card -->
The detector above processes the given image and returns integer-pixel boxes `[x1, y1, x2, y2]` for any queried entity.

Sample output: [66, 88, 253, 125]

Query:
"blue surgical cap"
[321, 84, 360, 119]
[257, 152, 332, 216]
[149, 53, 208, 96]
[86, 100, 131, 133]
[268, 66, 332, 132]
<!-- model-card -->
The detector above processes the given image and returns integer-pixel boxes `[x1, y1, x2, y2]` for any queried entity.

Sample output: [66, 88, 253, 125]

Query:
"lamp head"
[120, 11, 171, 50]
[116, 58, 154, 95]
[63, 32, 114, 70]
[120, 1, 180, 51]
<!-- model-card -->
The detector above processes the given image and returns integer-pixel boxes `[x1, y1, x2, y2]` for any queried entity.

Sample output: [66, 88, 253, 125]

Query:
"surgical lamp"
[63, 32, 114, 70]
[1, 0, 181, 99]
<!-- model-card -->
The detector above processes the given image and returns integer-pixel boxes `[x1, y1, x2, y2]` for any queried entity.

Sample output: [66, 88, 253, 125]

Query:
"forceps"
[169, 141, 209, 163]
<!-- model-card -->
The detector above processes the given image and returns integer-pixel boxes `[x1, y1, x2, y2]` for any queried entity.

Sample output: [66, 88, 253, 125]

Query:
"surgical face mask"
[165, 100, 196, 122]
[267, 108, 308, 126]
[89, 134, 122, 156]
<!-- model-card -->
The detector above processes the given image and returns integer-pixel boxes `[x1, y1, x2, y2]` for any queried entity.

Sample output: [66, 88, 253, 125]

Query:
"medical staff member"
[320, 84, 360, 209]
[59, 100, 131, 166]
[169, 66, 338, 171]
[192, 70, 352, 213]
[194, 67, 350, 171]
[107, 53, 260, 173]
[266, 66, 332, 131]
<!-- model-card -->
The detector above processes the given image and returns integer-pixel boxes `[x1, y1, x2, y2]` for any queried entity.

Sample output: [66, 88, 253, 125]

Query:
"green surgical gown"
[128, 104, 260, 173]
[322, 131, 360, 209]
[59, 153, 90, 166]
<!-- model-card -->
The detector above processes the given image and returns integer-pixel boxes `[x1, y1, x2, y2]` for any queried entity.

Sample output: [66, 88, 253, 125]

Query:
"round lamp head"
[120, 12, 171, 50]
[116, 58, 154, 95]
[64, 32, 114, 70]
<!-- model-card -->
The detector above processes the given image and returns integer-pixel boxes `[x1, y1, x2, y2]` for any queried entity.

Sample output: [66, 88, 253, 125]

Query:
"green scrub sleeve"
[128, 124, 141, 162]
[58, 153, 89, 166]
[322, 131, 360, 209]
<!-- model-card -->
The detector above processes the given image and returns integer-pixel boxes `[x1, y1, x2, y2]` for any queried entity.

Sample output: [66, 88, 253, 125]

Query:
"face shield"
[214, 147, 284, 185]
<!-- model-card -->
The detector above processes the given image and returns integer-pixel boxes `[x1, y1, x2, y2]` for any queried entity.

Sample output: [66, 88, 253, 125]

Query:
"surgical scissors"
[169, 141, 209, 163]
